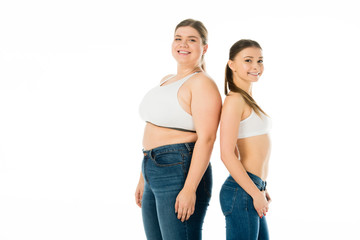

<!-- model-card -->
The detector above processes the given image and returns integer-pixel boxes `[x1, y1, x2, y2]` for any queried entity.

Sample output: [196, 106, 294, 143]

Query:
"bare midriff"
[237, 134, 271, 181]
[142, 123, 198, 150]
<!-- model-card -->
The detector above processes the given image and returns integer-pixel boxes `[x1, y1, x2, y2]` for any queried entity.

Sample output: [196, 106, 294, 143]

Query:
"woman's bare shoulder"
[188, 72, 219, 91]
[159, 74, 175, 83]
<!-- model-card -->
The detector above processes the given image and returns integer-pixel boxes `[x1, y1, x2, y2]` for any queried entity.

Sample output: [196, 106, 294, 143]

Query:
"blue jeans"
[141, 142, 212, 240]
[219, 172, 269, 240]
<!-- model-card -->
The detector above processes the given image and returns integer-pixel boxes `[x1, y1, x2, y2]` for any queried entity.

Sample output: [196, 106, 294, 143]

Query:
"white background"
[1, 0, 359, 239]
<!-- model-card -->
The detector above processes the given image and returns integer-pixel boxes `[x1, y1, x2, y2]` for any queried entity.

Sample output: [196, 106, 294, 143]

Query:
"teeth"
[179, 51, 190, 54]
[249, 73, 259, 76]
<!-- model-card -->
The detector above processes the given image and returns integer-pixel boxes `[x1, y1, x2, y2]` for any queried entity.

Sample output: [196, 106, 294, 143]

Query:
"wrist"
[139, 175, 144, 182]
[183, 183, 197, 192]
[250, 189, 263, 199]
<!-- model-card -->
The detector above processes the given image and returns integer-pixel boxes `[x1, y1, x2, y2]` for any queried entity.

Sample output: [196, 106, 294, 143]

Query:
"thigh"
[155, 190, 188, 240]
[220, 184, 249, 240]
[141, 181, 162, 240]
[258, 216, 269, 240]
[156, 168, 211, 240]
[185, 164, 212, 239]
[220, 182, 261, 240]
[147, 150, 187, 240]
[149, 151, 212, 240]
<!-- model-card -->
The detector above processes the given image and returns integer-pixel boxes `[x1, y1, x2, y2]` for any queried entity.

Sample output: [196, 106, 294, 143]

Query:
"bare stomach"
[237, 134, 271, 181]
[142, 123, 198, 150]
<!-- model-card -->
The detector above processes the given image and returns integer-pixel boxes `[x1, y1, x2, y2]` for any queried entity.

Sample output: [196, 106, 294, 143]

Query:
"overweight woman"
[135, 19, 221, 240]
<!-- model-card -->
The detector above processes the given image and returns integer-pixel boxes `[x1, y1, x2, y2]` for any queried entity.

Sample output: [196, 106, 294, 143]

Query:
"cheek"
[191, 45, 202, 54]
[238, 63, 249, 73]
[171, 42, 179, 53]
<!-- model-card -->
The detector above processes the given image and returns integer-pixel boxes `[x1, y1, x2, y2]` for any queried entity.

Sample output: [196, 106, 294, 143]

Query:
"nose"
[252, 62, 260, 70]
[180, 40, 188, 48]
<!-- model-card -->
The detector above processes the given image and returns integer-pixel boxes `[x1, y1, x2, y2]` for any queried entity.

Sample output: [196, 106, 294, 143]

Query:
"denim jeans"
[141, 142, 212, 240]
[219, 172, 269, 240]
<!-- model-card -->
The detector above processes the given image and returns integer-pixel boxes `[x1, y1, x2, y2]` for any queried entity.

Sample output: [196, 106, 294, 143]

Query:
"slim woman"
[135, 19, 221, 240]
[219, 39, 272, 240]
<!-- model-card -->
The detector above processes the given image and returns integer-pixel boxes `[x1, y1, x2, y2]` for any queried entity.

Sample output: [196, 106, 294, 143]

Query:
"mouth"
[248, 72, 260, 76]
[178, 50, 191, 55]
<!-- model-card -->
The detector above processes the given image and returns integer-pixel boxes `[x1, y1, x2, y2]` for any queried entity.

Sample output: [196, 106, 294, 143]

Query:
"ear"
[202, 44, 208, 55]
[228, 60, 235, 72]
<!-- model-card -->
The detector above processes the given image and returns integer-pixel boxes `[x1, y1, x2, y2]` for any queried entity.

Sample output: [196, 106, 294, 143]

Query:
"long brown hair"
[175, 19, 208, 71]
[225, 39, 267, 116]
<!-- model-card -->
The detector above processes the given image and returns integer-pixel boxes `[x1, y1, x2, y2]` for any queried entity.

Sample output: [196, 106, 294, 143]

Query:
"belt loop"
[148, 149, 153, 160]
[184, 143, 191, 152]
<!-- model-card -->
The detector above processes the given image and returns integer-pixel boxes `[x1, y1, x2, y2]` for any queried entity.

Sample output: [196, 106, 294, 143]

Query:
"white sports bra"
[238, 109, 271, 138]
[139, 72, 199, 132]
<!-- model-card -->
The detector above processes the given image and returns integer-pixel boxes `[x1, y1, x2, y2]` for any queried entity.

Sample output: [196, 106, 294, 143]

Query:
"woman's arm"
[220, 95, 268, 218]
[175, 75, 222, 222]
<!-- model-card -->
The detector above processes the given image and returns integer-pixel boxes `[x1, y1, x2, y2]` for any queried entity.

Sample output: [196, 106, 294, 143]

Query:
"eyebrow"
[244, 56, 263, 58]
[175, 35, 199, 39]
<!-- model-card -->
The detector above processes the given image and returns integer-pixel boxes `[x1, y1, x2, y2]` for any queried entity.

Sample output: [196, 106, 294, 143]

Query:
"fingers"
[175, 199, 194, 222]
[174, 189, 196, 222]
[255, 193, 270, 218]
[265, 191, 272, 203]
[176, 207, 194, 222]
[135, 189, 143, 208]
[180, 210, 186, 222]
[257, 209, 266, 218]
[185, 210, 192, 221]
[175, 199, 179, 214]
[256, 204, 269, 218]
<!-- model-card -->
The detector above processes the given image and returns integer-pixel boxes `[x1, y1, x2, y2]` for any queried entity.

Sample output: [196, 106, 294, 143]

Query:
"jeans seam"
[185, 221, 189, 240]
[244, 188, 250, 211]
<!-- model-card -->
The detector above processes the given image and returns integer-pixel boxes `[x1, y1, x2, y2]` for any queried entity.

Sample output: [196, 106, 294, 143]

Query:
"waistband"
[142, 142, 195, 156]
[227, 172, 267, 191]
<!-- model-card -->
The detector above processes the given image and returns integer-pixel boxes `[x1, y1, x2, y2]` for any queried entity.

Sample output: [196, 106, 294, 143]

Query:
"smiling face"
[171, 26, 208, 67]
[228, 47, 264, 85]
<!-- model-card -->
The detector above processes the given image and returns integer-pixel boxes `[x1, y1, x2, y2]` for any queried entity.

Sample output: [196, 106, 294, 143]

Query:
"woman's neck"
[176, 64, 201, 77]
[234, 77, 252, 95]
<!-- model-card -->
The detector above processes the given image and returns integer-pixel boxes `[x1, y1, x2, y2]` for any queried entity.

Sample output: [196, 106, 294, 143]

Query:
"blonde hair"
[175, 19, 208, 71]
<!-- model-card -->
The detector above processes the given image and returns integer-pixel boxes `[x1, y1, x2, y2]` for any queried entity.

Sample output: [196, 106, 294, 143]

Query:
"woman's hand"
[175, 187, 196, 222]
[252, 191, 269, 218]
[135, 175, 144, 208]
[265, 190, 272, 204]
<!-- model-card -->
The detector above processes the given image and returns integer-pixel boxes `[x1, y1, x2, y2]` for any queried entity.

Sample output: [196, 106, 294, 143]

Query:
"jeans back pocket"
[219, 185, 238, 216]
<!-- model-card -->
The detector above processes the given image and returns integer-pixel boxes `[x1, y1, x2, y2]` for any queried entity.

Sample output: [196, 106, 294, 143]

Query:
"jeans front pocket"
[150, 150, 184, 167]
[219, 185, 238, 216]
[147, 151, 185, 192]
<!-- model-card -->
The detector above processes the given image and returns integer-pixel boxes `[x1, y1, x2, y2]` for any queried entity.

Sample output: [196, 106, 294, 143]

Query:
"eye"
[175, 38, 181, 41]
[245, 59, 252, 63]
[258, 60, 263, 63]
[189, 39, 196, 42]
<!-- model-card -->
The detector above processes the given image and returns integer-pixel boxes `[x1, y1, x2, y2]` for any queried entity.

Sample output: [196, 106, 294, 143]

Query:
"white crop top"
[139, 72, 199, 132]
[238, 109, 271, 138]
